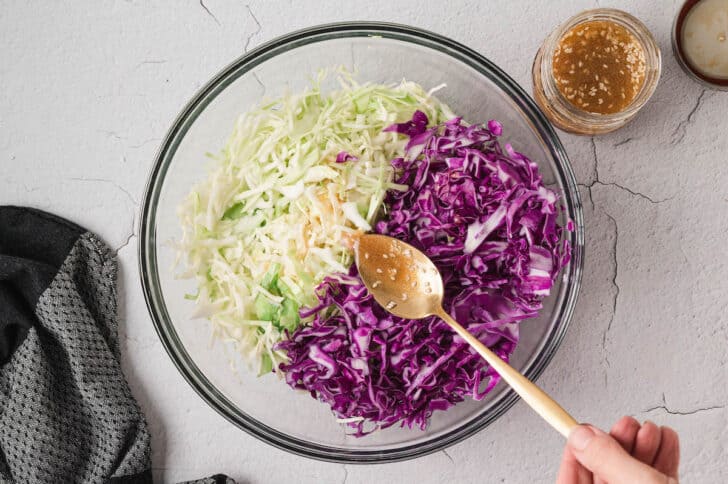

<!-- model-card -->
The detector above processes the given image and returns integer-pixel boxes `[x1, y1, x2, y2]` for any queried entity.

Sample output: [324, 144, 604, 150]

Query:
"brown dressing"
[552, 20, 646, 114]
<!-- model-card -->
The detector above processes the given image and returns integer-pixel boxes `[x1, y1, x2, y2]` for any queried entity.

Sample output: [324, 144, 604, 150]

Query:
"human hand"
[556, 416, 680, 483]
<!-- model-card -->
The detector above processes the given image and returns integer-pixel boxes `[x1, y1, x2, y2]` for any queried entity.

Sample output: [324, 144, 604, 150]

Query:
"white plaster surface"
[1, 1, 727, 482]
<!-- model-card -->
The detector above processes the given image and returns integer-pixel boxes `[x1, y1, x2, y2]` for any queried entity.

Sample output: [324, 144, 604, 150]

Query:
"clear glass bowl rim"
[138, 21, 585, 464]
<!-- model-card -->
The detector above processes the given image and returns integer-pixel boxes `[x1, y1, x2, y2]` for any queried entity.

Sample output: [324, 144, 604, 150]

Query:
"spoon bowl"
[356, 233, 579, 438]
[355, 234, 444, 319]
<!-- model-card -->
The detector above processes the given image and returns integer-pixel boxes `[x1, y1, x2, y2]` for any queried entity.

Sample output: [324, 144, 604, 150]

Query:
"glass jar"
[672, 0, 728, 91]
[532, 8, 662, 135]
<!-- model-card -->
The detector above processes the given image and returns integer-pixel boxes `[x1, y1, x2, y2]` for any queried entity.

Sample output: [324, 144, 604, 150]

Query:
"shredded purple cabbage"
[335, 151, 359, 163]
[277, 112, 571, 436]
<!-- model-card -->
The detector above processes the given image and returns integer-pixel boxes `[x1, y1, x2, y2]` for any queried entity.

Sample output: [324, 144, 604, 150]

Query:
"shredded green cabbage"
[177, 71, 453, 371]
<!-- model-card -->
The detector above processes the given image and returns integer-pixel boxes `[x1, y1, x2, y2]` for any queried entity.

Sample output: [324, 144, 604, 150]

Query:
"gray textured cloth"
[0, 232, 152, 483]
[0, 207, 236, 483]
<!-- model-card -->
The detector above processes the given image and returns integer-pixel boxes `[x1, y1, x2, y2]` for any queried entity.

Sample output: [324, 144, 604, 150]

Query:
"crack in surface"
[129, 137, 161, 149]
[114, 233, 137, 255]
[581, 179, 671, 204]
[614, 137, 634, 147]
[19, 182, 42, 194]
[136, 59, 168, 69]
[199, 0, 221, 26]
[68, 177, 138, 255]
[644, 394, 725, 416]
[341, 464, 348, 484]
[244, 5, 261, 53]
[672, 89, 708, 145]
[595, 181, 673, 204]
[443, 449, 455, 465]
[590, 137, 599, 184]
[98, 130, 126, 140]
[581, 179, 672, 205]
[601, 211, 619, 372]
[585, 138, 671, 203]
[577, 183, 595, 211]
[252, 72, 265, 95]
[68, 177, 139, 206]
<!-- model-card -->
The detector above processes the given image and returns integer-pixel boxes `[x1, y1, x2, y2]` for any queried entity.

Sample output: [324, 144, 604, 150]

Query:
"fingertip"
[567, 424, 596, 451]
[642, 420, 660, 437]
[611, 415, 640, 432]
[609, 416, 641, 453]
[660, 426, 680, 455]
[640, 420, 660, 436]
[633, 420, 662, 464]
[653, 426, 681, 478]
[660, 425, 679, 446]
[568, 423, 659, 483]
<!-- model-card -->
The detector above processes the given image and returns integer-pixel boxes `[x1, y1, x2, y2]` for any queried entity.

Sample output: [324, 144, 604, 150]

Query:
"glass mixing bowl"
[139, 22, 584, 463]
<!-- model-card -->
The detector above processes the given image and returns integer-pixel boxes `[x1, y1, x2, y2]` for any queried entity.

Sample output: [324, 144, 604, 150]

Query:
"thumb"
[568, 425, 666, 483]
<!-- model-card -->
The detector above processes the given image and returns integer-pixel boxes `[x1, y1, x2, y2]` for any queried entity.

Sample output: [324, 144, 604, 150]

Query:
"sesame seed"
[551, 19, 647, 114]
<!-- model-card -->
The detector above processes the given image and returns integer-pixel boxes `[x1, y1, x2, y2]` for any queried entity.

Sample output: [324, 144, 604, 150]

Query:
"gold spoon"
[355, 233, 578, 437]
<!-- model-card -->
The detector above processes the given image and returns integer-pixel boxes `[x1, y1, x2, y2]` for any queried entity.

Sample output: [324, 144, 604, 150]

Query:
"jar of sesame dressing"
[532, 9, 662, 135]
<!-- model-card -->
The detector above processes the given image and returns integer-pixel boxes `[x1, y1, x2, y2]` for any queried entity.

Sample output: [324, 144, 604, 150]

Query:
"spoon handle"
[436, 308, 579, 438]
